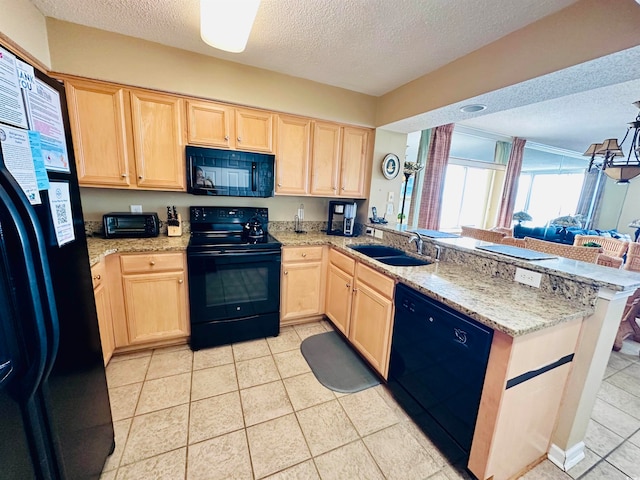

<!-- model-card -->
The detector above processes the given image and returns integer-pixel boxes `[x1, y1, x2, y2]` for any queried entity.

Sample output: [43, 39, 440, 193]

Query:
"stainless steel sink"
[348, 245, 431, 267]
[348, 245, 405, 257]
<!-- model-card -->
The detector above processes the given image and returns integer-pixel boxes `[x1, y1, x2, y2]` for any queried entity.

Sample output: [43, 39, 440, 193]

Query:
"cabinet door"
[65, 80, 131, 187]
[186, 100, 234, 148]
[235, 108, 274, 152]
[122, 271, 189, 345]
[325, 263, 353, 336]
[92, 261, 115, 365]
[340, 127, 369, 198]
[275, 115, 311, 195]
[281, 261, 323, 324]
[349, 281, 394, 377]
[310, 122, 342, 196]
[129, 90, 185, 190]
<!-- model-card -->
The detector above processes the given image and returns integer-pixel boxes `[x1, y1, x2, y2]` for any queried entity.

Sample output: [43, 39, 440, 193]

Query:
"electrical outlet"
[515, 267, 542, 288]
[130, 205, 142, 213]
[365, 227, 374, 236]
[374, 230, 384, 239]
[387, 191, 395, 203]
[386, 203, 394, 216]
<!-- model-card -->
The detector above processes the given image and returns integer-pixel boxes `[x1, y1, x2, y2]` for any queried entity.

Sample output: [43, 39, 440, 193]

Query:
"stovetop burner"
[187, 206, 281, 252]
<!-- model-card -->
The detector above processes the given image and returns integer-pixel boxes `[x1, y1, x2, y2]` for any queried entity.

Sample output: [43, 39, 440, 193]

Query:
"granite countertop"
[274, 232, 592, 337]
[86, 235, 190, 266]
[86, 231, 594, 338]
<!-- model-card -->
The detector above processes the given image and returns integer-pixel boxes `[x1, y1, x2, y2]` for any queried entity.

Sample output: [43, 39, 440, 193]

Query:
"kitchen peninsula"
[86, 225, 640, 480]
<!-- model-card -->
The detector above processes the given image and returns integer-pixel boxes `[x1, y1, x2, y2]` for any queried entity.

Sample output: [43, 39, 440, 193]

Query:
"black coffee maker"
[327, 200, 357, 236]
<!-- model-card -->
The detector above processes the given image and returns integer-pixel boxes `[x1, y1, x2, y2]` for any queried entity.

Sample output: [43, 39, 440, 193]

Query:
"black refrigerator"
[0, 49, 114, 478]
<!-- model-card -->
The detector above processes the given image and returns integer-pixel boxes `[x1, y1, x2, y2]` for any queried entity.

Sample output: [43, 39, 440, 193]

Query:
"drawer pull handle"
[93, 274, 101, 280]
[149, 261, 155, 266]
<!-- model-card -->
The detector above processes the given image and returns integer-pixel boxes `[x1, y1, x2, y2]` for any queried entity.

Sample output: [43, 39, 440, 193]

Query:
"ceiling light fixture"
[200, 0, 261, 53]
[583, 101, 640, 184]
[459, 104, 487, 113]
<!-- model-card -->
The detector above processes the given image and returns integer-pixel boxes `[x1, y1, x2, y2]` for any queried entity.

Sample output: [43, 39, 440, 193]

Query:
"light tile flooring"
[100, 321, 640, 480]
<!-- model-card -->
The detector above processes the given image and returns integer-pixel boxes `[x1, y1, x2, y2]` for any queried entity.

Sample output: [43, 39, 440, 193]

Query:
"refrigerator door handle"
[0, 172, 55, 397]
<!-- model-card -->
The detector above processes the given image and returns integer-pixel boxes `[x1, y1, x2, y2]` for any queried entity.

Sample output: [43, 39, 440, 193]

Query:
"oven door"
[187, 249, 281, 324]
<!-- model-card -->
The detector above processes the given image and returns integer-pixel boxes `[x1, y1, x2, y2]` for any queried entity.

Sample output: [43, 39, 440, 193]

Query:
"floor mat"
[300, 331, 380, 393]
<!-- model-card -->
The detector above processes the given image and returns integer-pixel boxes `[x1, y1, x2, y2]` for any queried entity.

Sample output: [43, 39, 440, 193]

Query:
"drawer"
[120, 252, 184, 274]
[356, 262, 395, 299]
[90, 261, 106, 289]
[329, 248, 355, 276]
[282, 246, 324, 263]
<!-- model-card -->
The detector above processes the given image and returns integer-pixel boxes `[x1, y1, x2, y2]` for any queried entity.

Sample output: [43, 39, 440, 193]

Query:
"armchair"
[523, 237, 602, 263]
[460, 226, 507, 243]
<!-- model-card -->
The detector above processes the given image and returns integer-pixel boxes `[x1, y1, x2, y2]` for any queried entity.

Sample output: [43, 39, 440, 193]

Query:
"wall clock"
[382, 153, 400, 179]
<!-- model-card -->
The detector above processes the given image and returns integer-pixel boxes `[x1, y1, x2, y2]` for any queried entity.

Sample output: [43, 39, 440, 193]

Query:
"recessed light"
[460, 104, 487, 113]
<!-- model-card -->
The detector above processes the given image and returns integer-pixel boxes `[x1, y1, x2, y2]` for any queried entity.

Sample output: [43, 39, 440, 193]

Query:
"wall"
[45, 19, 383, 223]
[615, 179, 640, 236]
[376, 0, 640, 128]
[0, 0, 51, 68]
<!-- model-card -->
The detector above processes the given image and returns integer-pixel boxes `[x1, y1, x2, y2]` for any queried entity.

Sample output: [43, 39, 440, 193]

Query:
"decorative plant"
[551, 215, 582, 227]
[512, 211, 533, 223]
[403, 161, 424, 175]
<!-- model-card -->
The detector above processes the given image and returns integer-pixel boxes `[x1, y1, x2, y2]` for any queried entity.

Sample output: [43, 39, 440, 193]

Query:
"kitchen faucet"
[408, 231, 424, 254]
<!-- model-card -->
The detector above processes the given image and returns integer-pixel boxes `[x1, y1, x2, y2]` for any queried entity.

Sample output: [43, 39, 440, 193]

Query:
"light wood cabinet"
[275, 115, 312, 195]
[309, 122, 370, 198]
[325, 248, 395, 378]
[349, 263, 395, 377]
[91, 260, 115, 366]
[186, 101, 274, 153]
[65, 78, 185, 191]
[280, 246, 325, 325]
[116, 252, 189, 347]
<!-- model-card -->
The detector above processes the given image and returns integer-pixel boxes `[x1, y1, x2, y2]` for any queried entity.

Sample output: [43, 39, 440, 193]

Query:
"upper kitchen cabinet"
[275, 114, 312, 195]
[186, 100, 233, 148]
[64, 78, 186, 191]
[186, 101, 274, 153]
[309, 122, 370, 199]
[129, 90, 185, 190]
[65, 79, 131, 187]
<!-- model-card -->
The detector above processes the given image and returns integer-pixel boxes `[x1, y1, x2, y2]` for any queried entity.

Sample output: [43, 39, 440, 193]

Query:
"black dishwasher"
[387, 283, 493, 461]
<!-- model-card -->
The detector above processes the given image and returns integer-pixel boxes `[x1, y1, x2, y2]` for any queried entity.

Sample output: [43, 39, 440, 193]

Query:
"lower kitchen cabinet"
[325, 248, 395, 378]
[91, 259, 115, 365]
[280, 246, 326, 325]
[111, 252, 189, 349]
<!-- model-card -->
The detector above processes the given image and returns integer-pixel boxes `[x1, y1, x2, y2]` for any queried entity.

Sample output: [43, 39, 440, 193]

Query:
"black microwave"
[102, 212, 160, 238]
[186, 146, 275, 197]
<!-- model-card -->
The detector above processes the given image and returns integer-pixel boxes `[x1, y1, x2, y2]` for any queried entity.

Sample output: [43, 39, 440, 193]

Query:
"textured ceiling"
[29, 0, 576, 96]
[29, 0, 639, 153]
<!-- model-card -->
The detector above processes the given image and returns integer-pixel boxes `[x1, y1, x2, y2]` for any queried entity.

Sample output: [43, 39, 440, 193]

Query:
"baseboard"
[548, 442, 585, 471]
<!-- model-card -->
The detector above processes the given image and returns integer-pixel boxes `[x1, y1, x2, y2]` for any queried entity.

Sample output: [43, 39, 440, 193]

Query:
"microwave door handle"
[251, 162, 257, 192]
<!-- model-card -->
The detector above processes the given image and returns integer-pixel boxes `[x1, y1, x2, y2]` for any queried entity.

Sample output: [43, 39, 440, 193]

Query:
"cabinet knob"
[284, 270, 288, 275]
[178, 279, 184, 284]
[237, 137, 242, 142]
[277, 183, 282, 187]
[224, 135, 229, 141]
[352, 288, 358, 293]
[346, 283, 350, 288]
[138, 175, 143, 180]
[302, 253, 307, 257]
[93, 274, 101, 280]
[121, 173, 127, 178]
[149, 261, 155, 266]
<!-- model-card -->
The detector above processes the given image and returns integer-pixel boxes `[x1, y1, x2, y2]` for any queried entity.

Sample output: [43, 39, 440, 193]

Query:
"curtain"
[417, 123, 454, 230]
[495, 137, 526, 228]
[407, 129, 432, 226]
[576, 168, 605, 229]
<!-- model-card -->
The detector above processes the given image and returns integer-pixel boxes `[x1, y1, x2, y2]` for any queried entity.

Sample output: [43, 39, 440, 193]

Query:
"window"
[440, 162, 495, 230]
[513, 144, 586, 225]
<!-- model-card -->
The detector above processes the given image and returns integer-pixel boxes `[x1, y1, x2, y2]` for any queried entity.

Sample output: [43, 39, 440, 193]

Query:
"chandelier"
[583, 100, 640, 184]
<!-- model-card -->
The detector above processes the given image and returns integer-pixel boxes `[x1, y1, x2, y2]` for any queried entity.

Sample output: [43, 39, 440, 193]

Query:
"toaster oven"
[102, 212, 160, 238]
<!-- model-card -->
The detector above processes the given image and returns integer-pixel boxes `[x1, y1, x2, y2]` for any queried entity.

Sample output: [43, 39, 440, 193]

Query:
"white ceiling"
[29, 0, 640, 154]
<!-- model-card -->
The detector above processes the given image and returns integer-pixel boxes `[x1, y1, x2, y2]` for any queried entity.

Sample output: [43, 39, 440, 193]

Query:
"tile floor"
[100, 321, 640, 480]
